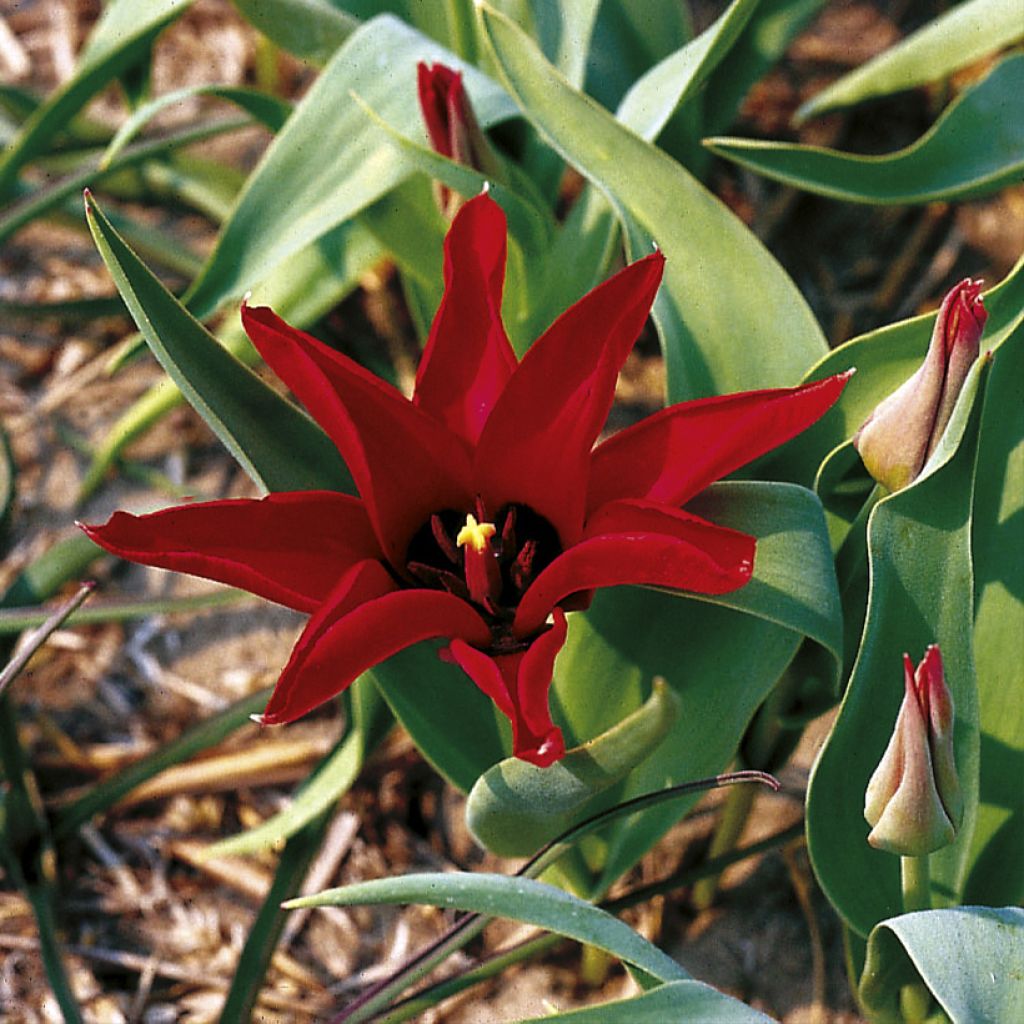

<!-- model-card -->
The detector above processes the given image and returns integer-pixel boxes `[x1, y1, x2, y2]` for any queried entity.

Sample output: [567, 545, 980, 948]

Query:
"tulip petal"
[588, 373, 852, 512]
[514, 510, 754, 635]
[258, 560, 492, 724]
[413, 194, 516, 445]
[475, 253, 665, 546]
[243, 305, 473, 566]
[80, 492, 380, 613]
[444, 609, 567, 767]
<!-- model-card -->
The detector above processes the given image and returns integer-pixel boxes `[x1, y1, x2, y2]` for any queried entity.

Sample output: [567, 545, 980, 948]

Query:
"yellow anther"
[456, 514, 496, 554]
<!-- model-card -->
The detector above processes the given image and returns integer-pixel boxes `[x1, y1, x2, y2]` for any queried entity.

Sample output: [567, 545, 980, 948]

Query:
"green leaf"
[79, 215, 382, 500]
[466, 680, 680, 857]
[478, 2, 827, 402]
[859, 907, 1024, 1023]
[555, 482, 841, 888]
[84, 192, 352, 495]
[286, 872, 689, 983]
[806, 358, 990, 938]
[708, 55, 1024, 205]
[514, 979, 774, 1023]
[0, 421, 13, 541]
[233, 0, 358, 63]
[0, 116, 250, 247]
[615, 0, 762, 143]
[0, 0, 193, 198]
[100, 85, 293, 169]
[963, 319, 1024, 906]
[797, 0, 1024, 121]
[185, 15, 518, 318]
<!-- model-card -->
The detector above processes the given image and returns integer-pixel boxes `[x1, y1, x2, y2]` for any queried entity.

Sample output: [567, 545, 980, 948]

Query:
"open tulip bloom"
[82, 194, 850, 767]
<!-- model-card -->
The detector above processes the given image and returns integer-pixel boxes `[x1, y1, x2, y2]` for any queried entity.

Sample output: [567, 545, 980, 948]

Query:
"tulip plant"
[0, 1, 1021, 1022]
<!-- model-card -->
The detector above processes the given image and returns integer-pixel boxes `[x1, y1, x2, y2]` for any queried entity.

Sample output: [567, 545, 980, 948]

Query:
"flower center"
[404, 501, 561, 626]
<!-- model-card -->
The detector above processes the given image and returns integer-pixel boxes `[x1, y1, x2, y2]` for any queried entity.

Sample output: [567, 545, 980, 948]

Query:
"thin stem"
[691, 780, 755, 910]
[899, 855, 933, 1022]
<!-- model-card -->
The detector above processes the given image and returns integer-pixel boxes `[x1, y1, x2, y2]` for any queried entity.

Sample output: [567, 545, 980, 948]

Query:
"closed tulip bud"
[417, 62, 499, 217]
[864, 646, 963, 856]
[854, 279, 987, 492]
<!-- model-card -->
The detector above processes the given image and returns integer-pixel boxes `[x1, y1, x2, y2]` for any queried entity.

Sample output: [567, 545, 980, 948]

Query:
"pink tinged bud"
[416, 62, 498, 217]
[864, 645, 963, 856]
[854, 279, 987, 492]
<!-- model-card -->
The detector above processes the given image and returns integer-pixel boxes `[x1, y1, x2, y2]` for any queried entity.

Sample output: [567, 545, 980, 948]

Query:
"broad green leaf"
[466, 680, 680, 856]
[708, 55, 1024, 205]
[233, 0, 358, 63]
[769, 252, 1024, 487]
[806, 358, 989, 938]
[0, 0, 193, 198]
[798, 0, 1024, 120]
[100, 85, 293, 168]
[963, 320, 1024, 906]
[286, 872, 690, 983]
[369, 643, 508, 793]
[859, 907, 1024, 1023]
[554, 481, 841, 888]
[479, 3, 827, 402]
[79, 212, 382, 500]
[523, 0, 602, 88]
[84, 193, 351, 495]
[185, 15, 518, 318]
[514, 979, 774, 1024]
[616, 0, 762, 142]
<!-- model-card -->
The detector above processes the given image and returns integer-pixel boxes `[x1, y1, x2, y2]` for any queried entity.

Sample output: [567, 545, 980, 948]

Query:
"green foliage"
[708, 55, 1024, 205]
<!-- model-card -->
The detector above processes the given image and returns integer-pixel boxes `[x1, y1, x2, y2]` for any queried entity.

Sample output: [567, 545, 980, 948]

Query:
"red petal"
[475, 253, 665, 546]
[413, 194, 516, 445]
[79, 492, 380, 613]
[243, 305, 473, 567]
[588, 372, 851, 512]
[444, 609, 568, 767]
[513, 509, 755, 635]
[259, 561, 491, 724]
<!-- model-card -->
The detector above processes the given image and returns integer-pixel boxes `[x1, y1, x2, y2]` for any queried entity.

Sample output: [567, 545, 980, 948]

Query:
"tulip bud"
[864, 646, 963, 856]
[854, 279, 987, 492]
[417, 62, 500, 217]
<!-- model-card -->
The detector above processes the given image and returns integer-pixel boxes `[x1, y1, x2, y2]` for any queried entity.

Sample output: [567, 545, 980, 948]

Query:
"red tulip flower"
[82, 194, 850, 767]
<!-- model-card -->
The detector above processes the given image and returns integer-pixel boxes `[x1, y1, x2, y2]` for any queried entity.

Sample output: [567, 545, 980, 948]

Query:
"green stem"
[691, 781, 755, 910]
[899, 855, 933, 1021]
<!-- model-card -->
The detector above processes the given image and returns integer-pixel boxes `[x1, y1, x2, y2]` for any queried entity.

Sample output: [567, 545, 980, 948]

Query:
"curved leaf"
[0, 0, 193, 198]
[708, 55, 1024, 204]
[963, 317, 1024, 906]
[859, 907, 1024, 1023]
[100, 85, 293, 169]
[798, 0, 1024, 120]
[84, 193, 352, 495]
[616, 0, 762, 142]
[286, 872, 689, 983]
[514, 979, 774, 1023]
[556, 481, 842, 888]
[185, 15, 518, 318]
[806, 357, 990, 937]
[478, 2, 827, 403]
[466, 680, 680, 856]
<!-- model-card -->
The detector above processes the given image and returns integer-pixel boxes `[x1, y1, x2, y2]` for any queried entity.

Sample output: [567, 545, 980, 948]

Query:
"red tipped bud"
[864, 645, 963, 856]
[854, 279, 987, 492]
[417, 62, 499, 217]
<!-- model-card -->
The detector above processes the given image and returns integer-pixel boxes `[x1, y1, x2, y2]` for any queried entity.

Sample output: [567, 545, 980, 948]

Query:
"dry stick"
[783, 838, 828, 1024]
[0, 581, 94, 698]
[333, 770, 779, 1024]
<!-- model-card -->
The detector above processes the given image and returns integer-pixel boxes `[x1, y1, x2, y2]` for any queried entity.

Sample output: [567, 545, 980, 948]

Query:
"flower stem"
[899, 855, 933, 1021]
[692, 781, 756, 910]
